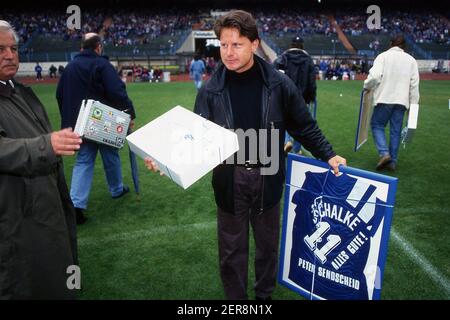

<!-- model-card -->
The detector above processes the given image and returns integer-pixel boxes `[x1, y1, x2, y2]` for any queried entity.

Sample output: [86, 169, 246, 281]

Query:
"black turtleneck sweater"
[226, 61, 263, 132]
[226, 61, 263, 163]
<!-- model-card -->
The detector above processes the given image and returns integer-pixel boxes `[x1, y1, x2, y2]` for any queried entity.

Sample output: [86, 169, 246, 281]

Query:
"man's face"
[0, 32, 19, 81]
[219, 27, 259, 73]
[95, 43, 103, 56]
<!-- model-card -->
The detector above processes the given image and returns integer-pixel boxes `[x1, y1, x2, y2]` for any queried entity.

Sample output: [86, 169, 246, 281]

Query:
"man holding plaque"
[192, 10, 346, 300]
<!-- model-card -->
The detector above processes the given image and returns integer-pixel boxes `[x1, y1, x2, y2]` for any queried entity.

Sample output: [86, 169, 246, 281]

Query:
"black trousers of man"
[217, 166, 280, 300]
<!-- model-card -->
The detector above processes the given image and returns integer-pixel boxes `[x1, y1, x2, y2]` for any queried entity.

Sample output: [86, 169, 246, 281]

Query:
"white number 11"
[304, 221, 341, 264]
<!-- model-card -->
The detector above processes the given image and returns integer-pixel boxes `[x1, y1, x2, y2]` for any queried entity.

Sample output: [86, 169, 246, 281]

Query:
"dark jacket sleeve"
[99, 60, 136, 119]
[305, 58, 317, 104]
[0, 128, 58, 176]
[193, 86, 210, 119]
[283, 78, 335, 162]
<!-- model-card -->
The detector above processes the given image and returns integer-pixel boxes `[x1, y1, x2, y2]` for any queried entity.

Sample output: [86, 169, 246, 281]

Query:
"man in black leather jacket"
[146, 10, 347, 300]
[193, 10, 346, 300]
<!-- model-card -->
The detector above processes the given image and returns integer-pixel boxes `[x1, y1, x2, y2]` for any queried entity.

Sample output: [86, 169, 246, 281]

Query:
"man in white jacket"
[364, 34, 420, 171]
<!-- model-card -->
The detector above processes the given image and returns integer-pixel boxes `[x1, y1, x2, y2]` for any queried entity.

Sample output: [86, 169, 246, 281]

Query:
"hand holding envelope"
[144, 157, 164, 176]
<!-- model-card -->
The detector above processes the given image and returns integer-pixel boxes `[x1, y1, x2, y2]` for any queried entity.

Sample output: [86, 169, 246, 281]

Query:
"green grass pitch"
[31, 80, 450, 300]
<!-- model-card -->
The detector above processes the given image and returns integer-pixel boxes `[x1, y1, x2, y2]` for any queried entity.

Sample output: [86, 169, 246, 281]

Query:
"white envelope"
[127, 106, 239, 189]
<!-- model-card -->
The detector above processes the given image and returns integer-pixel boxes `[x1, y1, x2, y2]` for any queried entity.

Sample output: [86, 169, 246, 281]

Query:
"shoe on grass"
[387, 162, 396, 171]
[112, 185, 130, 199]
[376, 154, 392, 171]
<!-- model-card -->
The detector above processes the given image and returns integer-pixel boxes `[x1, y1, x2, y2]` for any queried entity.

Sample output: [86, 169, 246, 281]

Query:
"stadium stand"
[1, 4, 448, 79]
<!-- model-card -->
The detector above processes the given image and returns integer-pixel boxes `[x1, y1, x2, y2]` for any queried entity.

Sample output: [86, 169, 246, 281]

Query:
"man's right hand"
[144, 157, 164, 176]
[51, 128, 82, 156]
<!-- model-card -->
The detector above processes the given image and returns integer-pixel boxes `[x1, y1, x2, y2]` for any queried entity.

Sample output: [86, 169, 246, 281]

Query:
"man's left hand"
[328, 155, 347, 175]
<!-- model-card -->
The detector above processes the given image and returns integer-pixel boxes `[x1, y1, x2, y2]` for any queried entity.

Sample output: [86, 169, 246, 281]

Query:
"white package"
[127, 106, 239, 189]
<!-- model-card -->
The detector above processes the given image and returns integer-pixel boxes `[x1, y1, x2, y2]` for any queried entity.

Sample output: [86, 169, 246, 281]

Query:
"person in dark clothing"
[0, 20, 80, 299]
[34, 62, 42, 81]
[188, 11, 346, 300]
[274, 36, 316, 104]
[56, 33, 136, 224]
[49, 64, 57, 78]
[58, 64, 65, 76]
[274, 35, 317, 154]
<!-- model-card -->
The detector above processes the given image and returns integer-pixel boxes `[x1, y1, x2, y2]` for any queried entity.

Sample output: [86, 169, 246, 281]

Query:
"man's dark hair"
[390, 34, 406, 50]
[213, 10, 259, 42]
[82, 34, 102, 50]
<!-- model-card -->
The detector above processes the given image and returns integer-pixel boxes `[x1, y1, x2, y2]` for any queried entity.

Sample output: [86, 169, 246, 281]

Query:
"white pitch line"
[391, 228, 450, 297]
[78, 221, 216, 247]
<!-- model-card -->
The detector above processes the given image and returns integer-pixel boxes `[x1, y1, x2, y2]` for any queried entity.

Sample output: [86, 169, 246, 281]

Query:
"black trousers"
[217, 166, 281, 300]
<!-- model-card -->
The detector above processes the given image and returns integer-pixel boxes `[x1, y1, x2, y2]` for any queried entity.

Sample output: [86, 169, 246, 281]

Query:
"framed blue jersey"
[279, 154, 398, 300]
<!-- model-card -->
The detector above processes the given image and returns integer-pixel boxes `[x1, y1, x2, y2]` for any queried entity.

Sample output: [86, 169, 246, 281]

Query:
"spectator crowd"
[1, 7, 448, 57]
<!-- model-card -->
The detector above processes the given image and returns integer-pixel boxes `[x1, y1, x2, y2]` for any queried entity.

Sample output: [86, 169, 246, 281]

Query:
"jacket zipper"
[259, 91, 272, 214]
[222, 91, 233, 129]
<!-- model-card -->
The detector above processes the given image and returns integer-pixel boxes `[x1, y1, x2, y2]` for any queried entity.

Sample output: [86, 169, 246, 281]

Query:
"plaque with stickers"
[74, 99, 131, 149]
